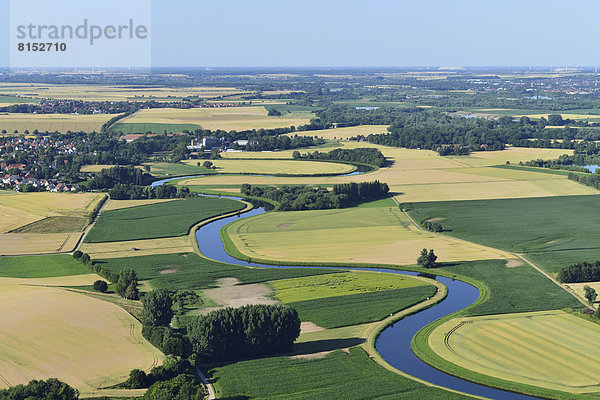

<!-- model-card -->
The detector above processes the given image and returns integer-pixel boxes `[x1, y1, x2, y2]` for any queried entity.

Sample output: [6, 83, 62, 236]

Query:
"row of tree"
[241, 181, 389, 211]
[292, 147, 386, 167]
[567, 172, 600, 191]
[557, 262, 600, 283]
[108, 184, 192, 200]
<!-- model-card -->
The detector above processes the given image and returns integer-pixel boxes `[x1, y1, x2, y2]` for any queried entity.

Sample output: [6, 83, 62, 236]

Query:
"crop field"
[85, 196, 244, 243]
[209, 347, 465, 400]
[182, 158, 355, 175]
[0, 113, 113, 133]
[429, 311, 600, 394]
[80, 236, 194, 259]
[408, 195, 600, 274]
[441, 260, 579, 315]
[286, 125, 390, 139]
[98, 253, 340, 291]
[0, 233, 81, 256]
[114, 106, 313, 132]
[286, 286, 437, 328]
[10, 216, 88, 233]
[0, 83, 251, 101]
[224, 204, 515, 266]
[102, 198, 179, 211]
[270, 271, 430, 302]
[0, 255, 88, 278]
[184, 143, 588, 202]
[0, 276, 163, 394]
[147, 162, 214, 177]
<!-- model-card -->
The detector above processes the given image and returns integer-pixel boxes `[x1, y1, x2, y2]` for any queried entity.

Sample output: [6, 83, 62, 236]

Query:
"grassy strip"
[0, 255, 89, 278]
[84, 196, 244, 243]
[287, 286, 437, 328]
[208, 347, 468, 400]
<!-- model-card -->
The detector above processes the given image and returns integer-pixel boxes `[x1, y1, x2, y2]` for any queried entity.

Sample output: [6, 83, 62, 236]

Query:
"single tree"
[93, 280, 108, 293]
[202, 161, 213, 169]
[584, 285, 597, 304]
[124, 282, 140, 300]
[417, 248, 438, 269]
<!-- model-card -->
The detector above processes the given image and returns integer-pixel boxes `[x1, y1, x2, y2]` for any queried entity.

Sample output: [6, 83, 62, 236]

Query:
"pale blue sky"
[2, 0, 600, 68]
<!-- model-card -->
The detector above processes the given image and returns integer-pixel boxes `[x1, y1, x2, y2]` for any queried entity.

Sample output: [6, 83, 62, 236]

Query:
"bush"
[125, 369, 147, 389]
[93, 280, 108, 293]
[72, 250, 83, 260]
[143, 374, 206, 400]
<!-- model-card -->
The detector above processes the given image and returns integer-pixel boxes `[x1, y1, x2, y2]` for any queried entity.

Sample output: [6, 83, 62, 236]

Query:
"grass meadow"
[208, 347, 466, 400]
[408, 195, 600, 274]
[85, 197, 244, 243]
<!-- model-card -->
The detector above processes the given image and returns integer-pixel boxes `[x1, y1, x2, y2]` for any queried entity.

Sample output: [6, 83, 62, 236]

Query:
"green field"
[0, 255, 89, 278]
[287, 286, 437, 328]
[97, 253, 341, 291]
[10, 216, 89, 233]
[439, 260, 579, 316]
[84, 197, 244, 243]
[209, 347, 466, 400]
[270, 271, 430, 302]
[408, 195, 600, 274]
[147, 162, 215, 177]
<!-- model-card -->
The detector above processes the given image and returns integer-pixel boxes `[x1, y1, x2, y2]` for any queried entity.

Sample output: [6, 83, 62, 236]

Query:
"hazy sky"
[2, 0, 600, 68]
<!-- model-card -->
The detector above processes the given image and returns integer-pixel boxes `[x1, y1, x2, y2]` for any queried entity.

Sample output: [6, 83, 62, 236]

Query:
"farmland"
[223, 203, 515, 266]
[181, 143, 592, 202]
[429, 311, 600, 394]
[85, 196, 244, 243]
[0, 192, 103, 255]
[0, 255, 88, 278]
[286, 286, 437, 328]
[209, 347, 465, 400]
[0, 113, 113, 133]
[79, 236, 194, 259]
[407, 195, 600, 274]
[286, 124, 390, 139]
[0, 276, 163, 396]
[113, 106, 314, 132]
[0, 83, 252, 102]
[270, 271, 431, 302]
[182, 158, 355, 175]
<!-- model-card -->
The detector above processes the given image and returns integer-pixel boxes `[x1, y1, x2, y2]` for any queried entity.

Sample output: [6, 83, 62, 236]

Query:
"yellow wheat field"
[80, 236, 193, 259]
[0, 276, 163, 394]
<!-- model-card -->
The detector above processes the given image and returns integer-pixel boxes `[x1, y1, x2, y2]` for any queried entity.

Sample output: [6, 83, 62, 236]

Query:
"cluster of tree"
[557, 262, 600, 283]
[87, 165, 154, 190]
[0, 378, 78, 400]
[73, 251, 140, 300]
[108, 184, 191, 200]
[292, 147, 386, 167]
[242, 135, 325, 152]
[567, 172, 600, 191]
[93, 280, 108, 293]
[417, 248, 438, 269]
[188, 304, 301, 361]
[124, 356, 206, 400]
[241, 181, 389, 211]
[437, 145, 473, 156]
[422, 221, 443, 232]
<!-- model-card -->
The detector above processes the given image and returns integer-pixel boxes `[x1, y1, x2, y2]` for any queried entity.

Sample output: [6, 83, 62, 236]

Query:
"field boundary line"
[72, 194, 109, 253]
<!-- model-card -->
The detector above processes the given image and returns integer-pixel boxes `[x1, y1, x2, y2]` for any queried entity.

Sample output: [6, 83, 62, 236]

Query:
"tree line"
[292, 147, 386, 167]
[241, 181, 390, 211]
[557, 262, 600, 283]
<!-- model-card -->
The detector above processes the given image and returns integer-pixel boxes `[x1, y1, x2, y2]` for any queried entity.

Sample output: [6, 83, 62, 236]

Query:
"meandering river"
[154, 177, 539, 399]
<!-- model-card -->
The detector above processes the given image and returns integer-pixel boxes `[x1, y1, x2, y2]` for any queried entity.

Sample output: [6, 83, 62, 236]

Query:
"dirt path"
[71, 195, 109, 253]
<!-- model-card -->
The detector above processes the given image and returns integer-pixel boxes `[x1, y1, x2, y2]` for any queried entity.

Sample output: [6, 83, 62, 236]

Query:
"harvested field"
[286, 125, 389, 139]
[10, 216, 88, 233]
[116, 106, 313, 131]
[0, 233, 81, 255]
[0, 113, 112, 133]
[80, 236, 193, 259]
[0, 276, 163, 394]
[102, 198, 179, 211]
[429, 311, 600, 393]
[182, 158, 354, 175]
[224, 205, 514, 266]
